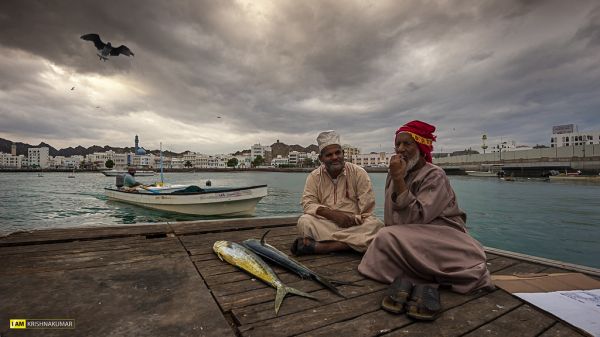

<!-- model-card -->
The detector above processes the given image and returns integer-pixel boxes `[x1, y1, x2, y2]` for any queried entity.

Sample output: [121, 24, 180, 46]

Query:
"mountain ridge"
[0, 138, 318, 158]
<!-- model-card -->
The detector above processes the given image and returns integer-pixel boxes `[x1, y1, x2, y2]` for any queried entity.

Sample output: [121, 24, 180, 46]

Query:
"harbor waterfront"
[1, 171, 599, 269]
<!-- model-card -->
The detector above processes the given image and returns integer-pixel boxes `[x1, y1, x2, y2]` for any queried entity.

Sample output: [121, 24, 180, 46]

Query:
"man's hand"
[389, 154, 408, 195]
[389, 154, 407, 180]
[317, 208, 357, 228]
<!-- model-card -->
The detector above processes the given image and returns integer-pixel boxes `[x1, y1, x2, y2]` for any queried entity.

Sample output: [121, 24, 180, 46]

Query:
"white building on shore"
[0, 152, 25, 168]
[550, 124, 600, 147]
[271, 155, 289, 167]
[28, 147, 50, 169]
[352, 152, 392, 167]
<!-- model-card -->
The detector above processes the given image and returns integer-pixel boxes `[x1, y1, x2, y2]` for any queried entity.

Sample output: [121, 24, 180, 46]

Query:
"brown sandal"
[381, 276, 413, 314]
[406, 284, 442, 321]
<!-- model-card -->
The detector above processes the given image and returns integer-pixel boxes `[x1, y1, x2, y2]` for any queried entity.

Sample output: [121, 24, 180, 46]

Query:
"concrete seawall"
[434, 144, 600, 176]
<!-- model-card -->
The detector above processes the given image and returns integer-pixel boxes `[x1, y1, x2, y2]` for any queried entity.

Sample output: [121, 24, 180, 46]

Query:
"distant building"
[28, 147, 50, 168]
[491, 141, 516, 153]
[288, 151, 304, 166]
[87, 151, 127, 169]
[271, 155, 289, 167]
[0, 152, 24, 168]
[342, 144, 360, 163]
[251, 144, 271, 161]
[550, 125, 600, 147]
[352, 152, 392, 167]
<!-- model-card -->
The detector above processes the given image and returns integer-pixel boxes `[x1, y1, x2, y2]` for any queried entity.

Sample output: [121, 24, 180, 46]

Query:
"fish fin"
[274, 285, 318, 315]
[260, 230, 271, 245]
[313, 274, 347, 298]
[216, 252, 223, 261]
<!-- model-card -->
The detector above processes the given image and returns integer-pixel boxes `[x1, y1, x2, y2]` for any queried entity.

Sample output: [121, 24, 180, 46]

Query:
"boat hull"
[102, 170, 155, 176]
[104, 185, 268, 215]
[465, 170, 497, 177]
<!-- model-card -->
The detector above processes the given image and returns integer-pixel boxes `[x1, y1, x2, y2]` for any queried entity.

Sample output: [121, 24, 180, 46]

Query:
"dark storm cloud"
[0, 0, 599, 153]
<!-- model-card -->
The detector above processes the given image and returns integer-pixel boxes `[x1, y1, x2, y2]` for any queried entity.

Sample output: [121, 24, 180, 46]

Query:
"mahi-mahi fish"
[213, 240, 318, 314]
[242, 231, 354, 298]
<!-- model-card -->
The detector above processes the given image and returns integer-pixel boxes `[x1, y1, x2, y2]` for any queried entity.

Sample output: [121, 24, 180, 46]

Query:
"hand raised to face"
[389, 154, 407, 181]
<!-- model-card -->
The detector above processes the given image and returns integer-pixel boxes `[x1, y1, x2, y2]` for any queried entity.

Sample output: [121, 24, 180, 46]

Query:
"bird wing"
[80, 34, 105, 50]
[110, 45, 134, 57]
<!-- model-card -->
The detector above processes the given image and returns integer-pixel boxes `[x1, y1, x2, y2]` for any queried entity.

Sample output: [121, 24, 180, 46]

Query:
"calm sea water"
[1, 171, 599, 268]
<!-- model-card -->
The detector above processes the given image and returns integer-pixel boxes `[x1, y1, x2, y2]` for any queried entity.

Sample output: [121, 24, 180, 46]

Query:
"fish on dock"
[242, 230, 353, 298]
[213, 240, 318, 314]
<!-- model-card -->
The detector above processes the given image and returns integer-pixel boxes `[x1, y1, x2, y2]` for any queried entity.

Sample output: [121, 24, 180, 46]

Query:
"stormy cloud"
[0, 0, 599, 154]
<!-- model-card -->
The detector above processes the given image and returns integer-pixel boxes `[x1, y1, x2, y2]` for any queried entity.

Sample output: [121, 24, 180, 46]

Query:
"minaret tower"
[481, 134, 488, 154]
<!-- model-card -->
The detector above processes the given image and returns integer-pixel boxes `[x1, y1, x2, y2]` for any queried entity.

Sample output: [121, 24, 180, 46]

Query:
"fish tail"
[274, 285, 318, 314]
[313, 274, 347, 298]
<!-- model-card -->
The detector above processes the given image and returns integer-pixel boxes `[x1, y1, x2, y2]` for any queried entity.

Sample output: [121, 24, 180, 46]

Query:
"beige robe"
[297, 162, 383, 252]
[358, 163, 492, 294]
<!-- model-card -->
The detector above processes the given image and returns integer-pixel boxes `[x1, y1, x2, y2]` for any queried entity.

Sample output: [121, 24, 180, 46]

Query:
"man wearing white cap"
[291, 130, 383, 255]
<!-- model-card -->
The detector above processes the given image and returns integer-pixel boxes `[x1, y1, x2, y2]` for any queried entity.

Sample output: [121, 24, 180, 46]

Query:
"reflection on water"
[0, 171, 599, 268]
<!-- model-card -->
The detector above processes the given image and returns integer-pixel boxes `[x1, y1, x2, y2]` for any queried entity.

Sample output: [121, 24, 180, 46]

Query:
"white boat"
[466, 164, 504, 177]
[101, 169, 155, 176]
[465, 170, 497, 177]
[104, 184, 268, 216]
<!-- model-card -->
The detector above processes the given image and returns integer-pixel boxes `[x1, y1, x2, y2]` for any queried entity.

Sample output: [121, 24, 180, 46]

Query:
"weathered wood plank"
[1, 237, 182, 261]
[0, 257, 234, 337]
[487, 256, 521, 273]
[179, 225, 297, 245]
[295, 289, 492, 337]
[538, 322, 587, 337]
[381, 290, 521, 337]
[233, 278, 384, 325]
[170, 216, 298, 235]
[485, 246, 600, 277]
[239, 289, 387, 337]
[0, 236, 148, 256]
[1, 239, 188, 275]
[0, 223, 172, 246]
[461, 304, 555, 337]
[492, 261, 549, 275]
[215, 262, 366, 311]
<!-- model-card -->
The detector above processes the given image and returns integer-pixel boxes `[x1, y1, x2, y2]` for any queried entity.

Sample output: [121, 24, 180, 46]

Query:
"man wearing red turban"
[358, 120, 493, 321]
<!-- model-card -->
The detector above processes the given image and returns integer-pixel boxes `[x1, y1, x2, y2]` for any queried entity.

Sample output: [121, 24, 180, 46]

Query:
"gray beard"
[404, 155, 419, 177]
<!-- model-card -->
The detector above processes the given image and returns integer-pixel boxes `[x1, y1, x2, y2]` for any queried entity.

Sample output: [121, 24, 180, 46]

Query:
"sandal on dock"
[406, 284, 442, 321]
[290, 238, 316, 256]
[381, 276, 413, 314]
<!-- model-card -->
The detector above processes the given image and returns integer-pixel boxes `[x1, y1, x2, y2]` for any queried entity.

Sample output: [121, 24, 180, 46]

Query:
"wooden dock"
[1, 216, 597, 336]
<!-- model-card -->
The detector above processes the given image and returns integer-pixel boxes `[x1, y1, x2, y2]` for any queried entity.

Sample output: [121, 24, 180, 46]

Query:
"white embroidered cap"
[317, 130, 341, 152]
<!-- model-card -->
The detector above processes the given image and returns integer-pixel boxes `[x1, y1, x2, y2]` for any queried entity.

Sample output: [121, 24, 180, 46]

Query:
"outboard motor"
[116, 174, 124, 188]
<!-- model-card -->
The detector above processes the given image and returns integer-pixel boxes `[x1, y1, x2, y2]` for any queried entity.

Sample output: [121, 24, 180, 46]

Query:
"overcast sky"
[1, 0, 599, 154]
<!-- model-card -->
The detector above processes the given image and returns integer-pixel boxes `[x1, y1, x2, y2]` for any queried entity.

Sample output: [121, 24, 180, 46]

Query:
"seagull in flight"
[80, 33, 134, 61]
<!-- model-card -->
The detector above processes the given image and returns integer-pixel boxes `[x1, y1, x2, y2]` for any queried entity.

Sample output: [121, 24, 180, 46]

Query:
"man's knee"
[371, 226, 395, 247]
[297, 214, 317, 236]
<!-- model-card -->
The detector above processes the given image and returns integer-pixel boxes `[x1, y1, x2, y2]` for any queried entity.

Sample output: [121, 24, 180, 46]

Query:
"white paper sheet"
[515, 289, 600, 337]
